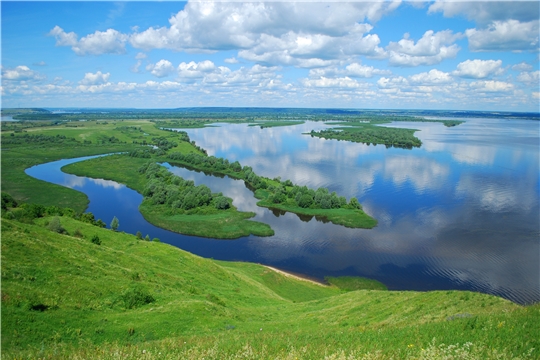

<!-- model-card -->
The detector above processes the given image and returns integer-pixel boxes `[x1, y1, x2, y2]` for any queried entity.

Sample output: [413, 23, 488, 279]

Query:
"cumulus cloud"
[470, 80, 514, 93]
[48, 26, 128, 55]
[465, 20, 539, 52]
[301, 76, 364, 89]
[48, 25, 78, 46]
[409, 69, 452, 84]
[309, 63, 391, 79]
[224, 57, 239, 64]
[1, 65, 45, 81]
[386, 30, 461, 66]
[146, 59, 176, 78]
[512, 62, 533, 72]
[452, 59, 504, 79]
[428, 1, 539, 24]
[516, 71, 540, 85]
[79, 71, 110, 85]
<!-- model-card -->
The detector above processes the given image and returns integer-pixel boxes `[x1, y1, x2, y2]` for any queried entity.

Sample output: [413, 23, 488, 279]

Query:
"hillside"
[2, 215, 538, 359]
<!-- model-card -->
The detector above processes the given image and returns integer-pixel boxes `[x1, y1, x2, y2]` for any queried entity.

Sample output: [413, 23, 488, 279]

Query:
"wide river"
[26, 119, 539, 304]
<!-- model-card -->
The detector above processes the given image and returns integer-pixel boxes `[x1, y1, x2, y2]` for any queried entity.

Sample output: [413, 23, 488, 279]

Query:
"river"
[25, 118, 540, 304]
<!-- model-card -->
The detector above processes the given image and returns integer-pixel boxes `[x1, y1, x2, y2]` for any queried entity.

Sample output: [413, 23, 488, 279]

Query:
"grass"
[1, 216, 538, 359]
[325, 276, 388, 291]
[63, 154, 274, 239]
[0, 120, 193, 212]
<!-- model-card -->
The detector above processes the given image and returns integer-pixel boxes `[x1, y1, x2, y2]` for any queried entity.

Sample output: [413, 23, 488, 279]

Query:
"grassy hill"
[2, 215, 538, 359]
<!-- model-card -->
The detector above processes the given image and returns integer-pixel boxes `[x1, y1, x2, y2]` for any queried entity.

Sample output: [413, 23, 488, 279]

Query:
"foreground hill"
[1, 216, 538, 359]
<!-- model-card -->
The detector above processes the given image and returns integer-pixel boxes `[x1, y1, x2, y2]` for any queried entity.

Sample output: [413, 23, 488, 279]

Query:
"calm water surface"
[26, 119, 540, 304]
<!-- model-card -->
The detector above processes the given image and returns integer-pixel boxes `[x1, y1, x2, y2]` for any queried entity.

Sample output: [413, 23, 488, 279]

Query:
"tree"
[349, 197, 361, 210]
[136, 231, 142, 239]
[145, 234, 150, 241]
[215, 196, 230, 210]
[110, 216, 119, 231]
[47, 216, 66, 234]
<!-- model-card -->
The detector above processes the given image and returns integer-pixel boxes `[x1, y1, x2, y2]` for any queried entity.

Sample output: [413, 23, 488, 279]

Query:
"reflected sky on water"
[26, 118, 540, 304]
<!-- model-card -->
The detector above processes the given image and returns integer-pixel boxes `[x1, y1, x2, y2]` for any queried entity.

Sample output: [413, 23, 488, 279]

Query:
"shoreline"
[263, 265, 328, 287]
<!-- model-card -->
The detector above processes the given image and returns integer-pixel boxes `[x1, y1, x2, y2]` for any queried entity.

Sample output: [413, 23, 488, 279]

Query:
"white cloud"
[308, 63, 390, 79]
[516, 71, 540, 85]
[1, 65, 45, 81]
[146, 60, 176, 78]
[177, 60, 217, 79]
[79, 71, 110, 85]
[48, 26, 128, 55]
[409, 69, 452, 84]
[470, 80, 514, 93]
[224, 57, 239, 64]
[301, 76, 364, 89]
[48, 25, 78, 46]
[452, 59, 504, 79]
[512, 62, 533, 72]
[428, 1, 539, 24]
[387, 30, 461, 66]
[465, 20, 539, 52]
[135, 52, 147, 60]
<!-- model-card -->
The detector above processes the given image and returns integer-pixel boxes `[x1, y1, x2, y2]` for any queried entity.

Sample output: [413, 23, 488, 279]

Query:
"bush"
[47, 216, 66, 234]
[120, 286, 155, 309]
[136, 231, 142, 239]
[1, 192, 18, 210]
[91, 235, 101, 245]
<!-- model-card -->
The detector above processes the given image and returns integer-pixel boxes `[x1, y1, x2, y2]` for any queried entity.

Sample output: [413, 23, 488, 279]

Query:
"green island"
[247, 120, 305, 128]
[64, 155, 274, 239]
[306, 118, 463, 149]
[1, 110, 538, 359]
[165, 151, 377, 229]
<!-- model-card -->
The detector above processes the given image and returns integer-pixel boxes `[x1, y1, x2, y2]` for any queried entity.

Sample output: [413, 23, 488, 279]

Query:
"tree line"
[166, 152, 362, 211]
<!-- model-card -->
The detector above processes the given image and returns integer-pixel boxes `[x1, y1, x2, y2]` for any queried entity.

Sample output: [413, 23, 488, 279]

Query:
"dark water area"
[25, 118, 540, 305]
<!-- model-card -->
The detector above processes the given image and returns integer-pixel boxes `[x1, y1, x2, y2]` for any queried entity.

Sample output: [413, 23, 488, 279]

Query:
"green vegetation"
[309, 122, 422, 149]
[2, 214, 538, 359]
[63, 155, 274, 239]
[167, 152, 377, 228]
[325, 276, 388, 291]
[0, 119, 200, 213]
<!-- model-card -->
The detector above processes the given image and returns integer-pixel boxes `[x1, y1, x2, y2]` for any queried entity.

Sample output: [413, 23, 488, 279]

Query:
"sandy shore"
[264, 266, 328, 287]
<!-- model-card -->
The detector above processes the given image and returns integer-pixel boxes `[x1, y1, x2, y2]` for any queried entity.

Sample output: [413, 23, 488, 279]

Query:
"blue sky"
[1, 1, 539, 111]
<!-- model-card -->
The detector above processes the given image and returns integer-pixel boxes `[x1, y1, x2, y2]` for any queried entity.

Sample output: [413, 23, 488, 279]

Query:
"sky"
[1, 1, 539, 111]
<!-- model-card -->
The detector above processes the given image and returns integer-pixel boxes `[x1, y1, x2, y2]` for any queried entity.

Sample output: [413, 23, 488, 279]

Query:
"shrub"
[47, 216, 66, 234]
[91, 235, 101, 245]
[136, 231, 142, 239]
[120, 286, 155, 309]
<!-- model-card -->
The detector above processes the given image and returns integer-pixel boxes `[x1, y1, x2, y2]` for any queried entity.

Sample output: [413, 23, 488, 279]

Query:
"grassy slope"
[2, 217, 538, 359]
[63, 155, 274, 239]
